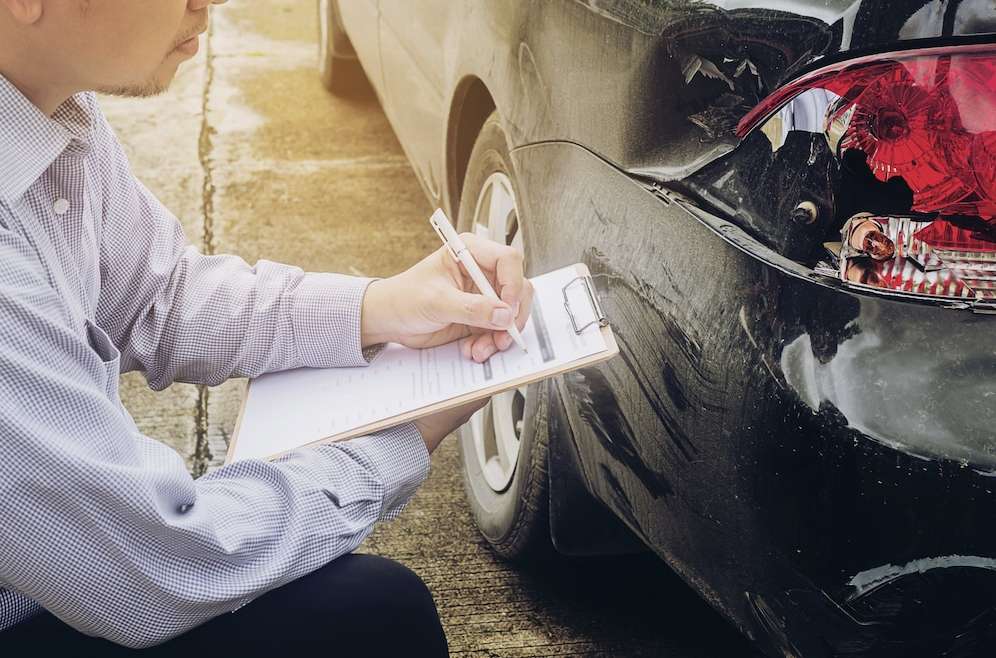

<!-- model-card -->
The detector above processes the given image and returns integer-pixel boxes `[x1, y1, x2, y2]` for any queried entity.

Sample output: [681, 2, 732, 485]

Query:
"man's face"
[14, 0, 222, 99]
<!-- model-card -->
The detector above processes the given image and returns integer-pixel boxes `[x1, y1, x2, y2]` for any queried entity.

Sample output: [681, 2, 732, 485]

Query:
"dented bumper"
[511, 139, 996, 657]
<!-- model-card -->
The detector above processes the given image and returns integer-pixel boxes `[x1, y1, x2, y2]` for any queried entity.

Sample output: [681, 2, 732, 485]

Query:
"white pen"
[429, 208, 528, 354]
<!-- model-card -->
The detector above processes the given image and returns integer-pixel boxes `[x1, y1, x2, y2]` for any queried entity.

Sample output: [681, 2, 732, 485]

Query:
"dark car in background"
[317, 1, 996, 656]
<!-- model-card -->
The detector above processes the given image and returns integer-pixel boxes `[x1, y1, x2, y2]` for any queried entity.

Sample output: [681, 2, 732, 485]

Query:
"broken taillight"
[738, 44, 996, 302]
[829, 214, 996, 302]
[738, 44, 996, 219]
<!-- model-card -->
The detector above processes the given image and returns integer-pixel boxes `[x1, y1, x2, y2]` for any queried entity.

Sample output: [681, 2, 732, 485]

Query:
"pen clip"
[430, 216, 460, 261]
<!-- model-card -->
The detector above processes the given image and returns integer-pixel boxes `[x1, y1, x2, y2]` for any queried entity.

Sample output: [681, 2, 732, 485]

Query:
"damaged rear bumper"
[511, 139, 996, 657]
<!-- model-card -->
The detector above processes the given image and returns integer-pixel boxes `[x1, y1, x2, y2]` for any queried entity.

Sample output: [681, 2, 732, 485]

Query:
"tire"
[317, 0, 368, 96]
[456, 112, 553, 562]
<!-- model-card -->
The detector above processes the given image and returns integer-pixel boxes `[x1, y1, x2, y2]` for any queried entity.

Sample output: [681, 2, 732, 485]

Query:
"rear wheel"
[457, 112, 552, 561]
[317, 0, 368, 96]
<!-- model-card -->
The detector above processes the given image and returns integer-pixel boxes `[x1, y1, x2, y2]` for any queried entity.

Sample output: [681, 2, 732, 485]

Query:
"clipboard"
[226, 263, 618, 463]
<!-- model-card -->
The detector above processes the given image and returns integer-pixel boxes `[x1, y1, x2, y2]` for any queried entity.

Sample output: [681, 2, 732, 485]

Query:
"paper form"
[230, 264, 608, 462]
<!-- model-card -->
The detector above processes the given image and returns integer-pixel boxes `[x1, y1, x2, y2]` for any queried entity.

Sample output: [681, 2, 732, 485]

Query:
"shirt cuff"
[291, 273, 377, 368]
[335, 423, 430, 520]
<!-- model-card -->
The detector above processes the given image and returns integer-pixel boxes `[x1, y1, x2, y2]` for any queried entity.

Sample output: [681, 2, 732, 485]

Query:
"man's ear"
[0, 0, 43, 25]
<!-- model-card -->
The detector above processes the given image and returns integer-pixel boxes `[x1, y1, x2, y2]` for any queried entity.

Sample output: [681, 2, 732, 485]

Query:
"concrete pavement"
[103, 1, 756, 655]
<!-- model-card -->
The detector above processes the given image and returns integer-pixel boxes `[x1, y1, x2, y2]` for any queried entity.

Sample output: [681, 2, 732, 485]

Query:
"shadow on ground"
[512, 553, 758, 658]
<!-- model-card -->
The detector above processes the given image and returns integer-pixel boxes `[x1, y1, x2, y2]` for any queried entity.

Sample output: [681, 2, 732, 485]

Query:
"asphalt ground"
[102, 1, 759, 655]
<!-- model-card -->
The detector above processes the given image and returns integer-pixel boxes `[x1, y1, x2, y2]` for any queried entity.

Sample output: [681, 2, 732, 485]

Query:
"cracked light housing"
[737, 45, 996, 219]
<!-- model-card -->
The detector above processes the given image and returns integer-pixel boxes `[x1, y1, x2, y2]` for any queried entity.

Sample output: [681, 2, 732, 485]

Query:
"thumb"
[439, 288, 513, 331]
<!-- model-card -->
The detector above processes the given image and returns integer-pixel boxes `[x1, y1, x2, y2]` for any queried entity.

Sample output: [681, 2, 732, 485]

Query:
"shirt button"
[53, 199, 70, 216]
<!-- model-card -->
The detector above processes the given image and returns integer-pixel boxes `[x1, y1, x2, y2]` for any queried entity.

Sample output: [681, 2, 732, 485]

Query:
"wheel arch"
[445, 76, 497, 219]
[448, 84, 646, 557]
[547, 378, 647, 556]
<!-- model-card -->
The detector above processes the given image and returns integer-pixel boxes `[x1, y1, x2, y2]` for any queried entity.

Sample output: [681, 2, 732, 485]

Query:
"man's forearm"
[101, 244, 379, 387]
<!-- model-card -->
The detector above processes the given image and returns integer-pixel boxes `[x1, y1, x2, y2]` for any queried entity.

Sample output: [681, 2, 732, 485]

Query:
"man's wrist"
[413, 416, 447, 453]
[360, 278, 399, 348]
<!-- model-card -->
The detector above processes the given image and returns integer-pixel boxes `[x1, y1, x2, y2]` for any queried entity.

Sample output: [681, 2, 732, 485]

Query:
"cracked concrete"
[191, 16, 217, 479]
[102, 1, 757, 655]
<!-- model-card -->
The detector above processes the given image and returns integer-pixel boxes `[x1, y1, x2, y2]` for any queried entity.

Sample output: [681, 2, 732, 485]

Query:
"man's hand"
[413, 398, 488, 453]
[361, 233, 534, 363]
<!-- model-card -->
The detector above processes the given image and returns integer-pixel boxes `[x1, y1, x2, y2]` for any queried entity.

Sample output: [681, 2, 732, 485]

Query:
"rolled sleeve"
[292, 273, 378, 368]
[327, 423, 431, 520]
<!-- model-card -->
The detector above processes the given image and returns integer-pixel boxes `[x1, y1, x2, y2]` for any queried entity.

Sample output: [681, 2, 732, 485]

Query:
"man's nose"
[188, 0, 228, 10]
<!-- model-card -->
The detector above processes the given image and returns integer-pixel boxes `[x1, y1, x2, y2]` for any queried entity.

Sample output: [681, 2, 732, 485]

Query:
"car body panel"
[378, 0, 453, 200]
[335, 0, 382, 91]
[376, 1, 996, 204]
[511, 139, 996, 655]
[336, 0, 996, 654]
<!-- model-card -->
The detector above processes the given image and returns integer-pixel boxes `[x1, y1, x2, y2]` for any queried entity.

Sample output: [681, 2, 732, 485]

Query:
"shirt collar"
[0, 74, 97, 202]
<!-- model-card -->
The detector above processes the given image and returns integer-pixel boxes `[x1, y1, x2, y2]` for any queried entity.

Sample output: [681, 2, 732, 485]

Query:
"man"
[0, 0, 533, 654]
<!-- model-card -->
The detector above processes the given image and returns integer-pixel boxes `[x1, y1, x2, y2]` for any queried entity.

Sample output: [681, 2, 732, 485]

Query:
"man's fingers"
[468, 332, 499, 362]
[458, 232, 514, 269]
[497, 252, 527, 307]
[429, 233, 530, 358]
[460, 233, 526, 305]
[441, 288, 514, 331]
[459, 333, 499, 362]
[513, 278, 534, 331]
[495, 331, 513, 351]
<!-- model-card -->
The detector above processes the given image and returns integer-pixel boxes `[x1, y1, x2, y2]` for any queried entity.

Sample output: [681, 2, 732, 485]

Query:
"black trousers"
[1, 554, 448, 657]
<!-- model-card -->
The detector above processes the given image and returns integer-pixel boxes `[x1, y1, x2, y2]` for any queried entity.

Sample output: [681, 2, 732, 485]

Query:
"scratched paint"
[848, 555, 996, 600]
[513, 138, 996, 657]
[340, 0, 996, 655]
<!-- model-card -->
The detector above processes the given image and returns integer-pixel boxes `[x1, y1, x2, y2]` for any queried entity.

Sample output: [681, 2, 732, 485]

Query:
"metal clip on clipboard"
[562, 275, 609, 335]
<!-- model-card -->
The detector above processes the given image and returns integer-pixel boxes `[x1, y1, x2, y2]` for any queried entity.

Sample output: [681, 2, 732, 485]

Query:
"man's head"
[0, 0, 227, 114]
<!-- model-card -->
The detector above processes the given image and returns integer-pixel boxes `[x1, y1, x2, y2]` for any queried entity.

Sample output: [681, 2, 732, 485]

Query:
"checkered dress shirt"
[0, 75, 430, 648]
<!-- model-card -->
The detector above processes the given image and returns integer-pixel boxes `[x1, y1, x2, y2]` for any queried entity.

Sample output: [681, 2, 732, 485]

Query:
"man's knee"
[316, 554, 448, 655]
[337, 554, 438, 615]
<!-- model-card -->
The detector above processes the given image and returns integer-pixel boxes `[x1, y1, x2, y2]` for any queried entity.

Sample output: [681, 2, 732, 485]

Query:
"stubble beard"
[97, 74, 171, 99]
[96, 51, 179, 99]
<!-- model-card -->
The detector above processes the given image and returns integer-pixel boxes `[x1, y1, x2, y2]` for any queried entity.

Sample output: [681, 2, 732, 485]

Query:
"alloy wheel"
[469, 172, 528, 493]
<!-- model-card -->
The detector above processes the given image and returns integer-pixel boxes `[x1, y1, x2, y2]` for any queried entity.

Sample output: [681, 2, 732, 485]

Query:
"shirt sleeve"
[0, 228, 430, 648]
[89, 101, 374, 389]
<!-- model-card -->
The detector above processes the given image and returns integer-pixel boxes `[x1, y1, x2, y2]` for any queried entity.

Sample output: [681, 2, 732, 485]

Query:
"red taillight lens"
[737, 45, 996, 219]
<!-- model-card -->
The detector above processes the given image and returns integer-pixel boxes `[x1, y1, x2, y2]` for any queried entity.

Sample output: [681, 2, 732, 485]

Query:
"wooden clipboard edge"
[227, 262, 616, 464]
[226, 379, 252, 465]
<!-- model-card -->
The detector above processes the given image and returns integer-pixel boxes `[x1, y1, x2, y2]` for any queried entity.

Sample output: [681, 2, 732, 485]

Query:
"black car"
[317, 1, 996, 656]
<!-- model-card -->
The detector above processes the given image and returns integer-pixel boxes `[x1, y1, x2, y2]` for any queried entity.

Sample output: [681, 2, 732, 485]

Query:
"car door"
[336, 0, 383, 95]
[377, 0, 454, 205]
